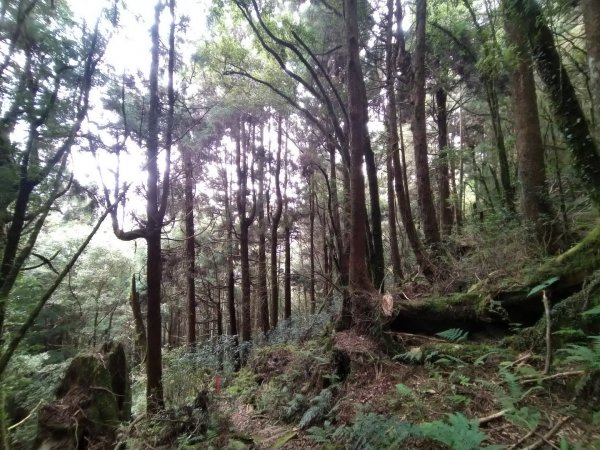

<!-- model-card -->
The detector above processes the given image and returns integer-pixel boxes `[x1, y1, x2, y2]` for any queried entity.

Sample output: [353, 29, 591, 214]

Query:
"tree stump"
[34, 342, 130, 450]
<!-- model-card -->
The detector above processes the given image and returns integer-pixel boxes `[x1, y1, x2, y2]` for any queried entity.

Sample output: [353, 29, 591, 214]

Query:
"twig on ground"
[520, 416, 572, 450]
[477, 408, 512, 425]
[513, 352, 534, 367]
[521, 370, 585, 385]
[508, 424, 539, 449]
[385, 331, 447, 343]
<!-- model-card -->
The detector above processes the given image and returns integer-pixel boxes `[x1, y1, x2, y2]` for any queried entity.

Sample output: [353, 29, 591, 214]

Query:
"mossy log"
[390, 225, 600, 335]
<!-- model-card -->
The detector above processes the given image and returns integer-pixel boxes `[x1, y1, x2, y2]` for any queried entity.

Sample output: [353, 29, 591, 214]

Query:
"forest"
[0, 0, 599, 448]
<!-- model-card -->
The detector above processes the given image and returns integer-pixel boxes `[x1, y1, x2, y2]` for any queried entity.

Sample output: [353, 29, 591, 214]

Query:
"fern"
[436, 328, 469, 342]
[559, 335, 600, 370]
[420, 413, 502, 450]
[393, 348, 423, 364]
[395, 383, 416, 398]
[478, 367, 541, 431]
[284, 393, 307, 421]
[332, 412, 418, 450]
[474, 351, 497, 366]
[582, 305, 600, 317]
[427, 351, 467, 366]
[298, 388, 333, 429]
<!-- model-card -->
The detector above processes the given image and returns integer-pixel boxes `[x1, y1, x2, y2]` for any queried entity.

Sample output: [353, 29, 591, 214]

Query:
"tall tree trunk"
[129, 275, 146, 363]
[384, 0, 403, 284]
[504, 4, 560, 252]
[364, 142, 385, 291]
[412, 0, 440, 247]
[236, 119, 255, 342]
[344, 0, 376, 294]
[386, 153, 403, 283]
[270, 117, 284, 328]
[484, 78, 515, 211]
[328, 138, 348, 287]
[183, 145, 196, 346]
[514, 0, 600, 208]
[309, 177, 316, 314]
[284, 219, 292, 320]
[582, 0, 600, 136]
[224, 169, 237, 337]
[145, 0, 173, 412]
[435, 87, 453, 236]
[388, 1, 433, 278]
[256, 144, 269, 333]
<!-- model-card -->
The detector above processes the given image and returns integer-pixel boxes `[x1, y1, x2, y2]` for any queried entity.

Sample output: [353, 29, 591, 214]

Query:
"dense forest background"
[0, 0, 599, 448]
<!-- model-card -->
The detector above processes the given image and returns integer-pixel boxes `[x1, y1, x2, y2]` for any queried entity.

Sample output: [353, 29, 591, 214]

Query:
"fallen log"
[388, 225, 600, 336]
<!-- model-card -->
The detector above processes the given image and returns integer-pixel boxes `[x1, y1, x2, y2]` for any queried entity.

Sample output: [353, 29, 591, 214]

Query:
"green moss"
[508, 272, 600, 351]
[529, 225, 600, 287]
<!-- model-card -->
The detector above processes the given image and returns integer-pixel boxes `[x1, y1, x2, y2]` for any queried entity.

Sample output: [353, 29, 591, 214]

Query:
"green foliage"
[558, 335, 600, 370]
[334, 413, 418, 450]
[528, 276, 560, 297]
[225, 368, 258, 402]
[436, 328, 470, 342]
[298, 387, 334, 429]
[420, 413, 502, 450]
[395, 383, 416, 399]
[308, 413, 418, 450]
[4, 353, 71, 448]
[479, 365, 542, 431]
[393, 348, 423, 364]
[284, 393, 307, 422]
[163, 348, 216, 407]
[447, 393, 471, 407]
[426, 350, 468, 367]
[582, 305, 600, 317]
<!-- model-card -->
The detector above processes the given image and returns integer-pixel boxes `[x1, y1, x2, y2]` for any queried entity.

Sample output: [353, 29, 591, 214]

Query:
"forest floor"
[192, 328, 600, 449]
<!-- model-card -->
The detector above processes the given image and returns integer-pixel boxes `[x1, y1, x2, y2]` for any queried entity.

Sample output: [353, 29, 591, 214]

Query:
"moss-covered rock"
[34, 343, 130, 450]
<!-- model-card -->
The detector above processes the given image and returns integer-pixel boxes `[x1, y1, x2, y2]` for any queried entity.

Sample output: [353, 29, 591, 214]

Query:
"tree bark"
[284, 219, 292, 320]
[144, 1, 169, 413]
[514, 0, 600, 208]
[270, 117, 284, 328]
[183, 145, 196, 346]
[412, 0, 440, 247]
[384, 0, 403, 284]
[504, 4, 560, 253]
[364, 143, 385, 291]
[435, 87, 453, 236]
[344, 0, 376, 294]
[129, 275, 146, 363]
[256, 144, 269, 333]
[309, 176, 316, 314]
[224, 169, 237, 337]
[236, 119, 255, 342]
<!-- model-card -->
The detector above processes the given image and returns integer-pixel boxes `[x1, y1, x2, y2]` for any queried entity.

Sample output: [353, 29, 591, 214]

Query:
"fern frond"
[298, 388, 333, 429]
[393, 348, 423, 364]
[420, 413, 495, 450]
[558, 337, 600, 370]
[435, 328, 469, 342]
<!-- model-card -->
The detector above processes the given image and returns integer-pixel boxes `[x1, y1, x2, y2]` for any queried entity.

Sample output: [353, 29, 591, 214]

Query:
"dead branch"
[521, 416, 572, 450]
[477, 408, 512, 425]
